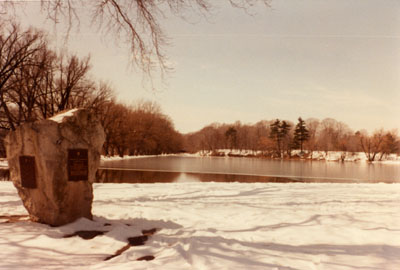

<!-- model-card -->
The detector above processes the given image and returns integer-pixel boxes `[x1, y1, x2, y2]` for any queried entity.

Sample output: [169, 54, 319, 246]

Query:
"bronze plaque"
[68, 149, 88, 181]
[19, 156, 37, 189]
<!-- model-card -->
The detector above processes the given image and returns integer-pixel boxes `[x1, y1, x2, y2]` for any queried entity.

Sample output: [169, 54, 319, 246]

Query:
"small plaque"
[19, 156, 37, 189]
[68, 149, 88, 181]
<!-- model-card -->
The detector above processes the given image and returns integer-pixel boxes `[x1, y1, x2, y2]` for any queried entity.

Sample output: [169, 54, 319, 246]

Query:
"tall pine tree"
[269, 119, 291, 157]
[293, 117, 309, 153]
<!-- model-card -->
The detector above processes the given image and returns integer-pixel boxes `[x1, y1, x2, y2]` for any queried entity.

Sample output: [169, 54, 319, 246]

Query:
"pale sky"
[19, 0, 400, 133]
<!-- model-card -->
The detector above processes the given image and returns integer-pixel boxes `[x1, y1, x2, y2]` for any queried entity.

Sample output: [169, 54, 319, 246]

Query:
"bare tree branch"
[1, 0, 270, 80]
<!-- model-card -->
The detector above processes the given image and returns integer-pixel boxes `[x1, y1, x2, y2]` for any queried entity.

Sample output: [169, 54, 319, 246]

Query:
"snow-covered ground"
[1, 181, 399, 270]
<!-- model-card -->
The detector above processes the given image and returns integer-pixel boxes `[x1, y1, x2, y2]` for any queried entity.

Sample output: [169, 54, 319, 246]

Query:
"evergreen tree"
[269, 119, 282, 156]
[269, 120, 280, 140]
[293, 117, 310, 153]
[269, 119, 291, 157]
[280, 121, 292, 156]
[280, 121, 291, 137]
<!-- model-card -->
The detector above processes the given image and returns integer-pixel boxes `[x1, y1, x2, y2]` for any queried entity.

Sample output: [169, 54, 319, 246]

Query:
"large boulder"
[5, 109, 105, 226]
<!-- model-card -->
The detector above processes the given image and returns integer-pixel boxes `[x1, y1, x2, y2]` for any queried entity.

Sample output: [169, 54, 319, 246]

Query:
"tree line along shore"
[184, 118, 399, 162]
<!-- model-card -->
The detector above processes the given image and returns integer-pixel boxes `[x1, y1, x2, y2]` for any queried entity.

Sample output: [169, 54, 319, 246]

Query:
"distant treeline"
[183, 118, 400, 162]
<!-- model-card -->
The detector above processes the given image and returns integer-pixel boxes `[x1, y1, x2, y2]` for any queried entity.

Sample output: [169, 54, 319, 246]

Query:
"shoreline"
[100, 151, 400, 164]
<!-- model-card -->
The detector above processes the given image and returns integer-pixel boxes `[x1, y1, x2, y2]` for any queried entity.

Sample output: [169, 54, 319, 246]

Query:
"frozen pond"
[98, 156, 400, 183]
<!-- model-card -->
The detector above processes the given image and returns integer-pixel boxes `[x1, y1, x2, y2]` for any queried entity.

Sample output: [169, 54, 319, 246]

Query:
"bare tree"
[356, 129, 385, 162]
[379, 130, 399, 160]
[0, 24, 46, 130]
[317, 118, 337, 154]
[333, 121, 352, 161]
[85, 81, 115, 114]
[0, 24, 114, 132]
[305, 118, 319, 158]
[6, 45, 55, 124]
[54, 54, 91, 111]
[1, 0, 270, 78]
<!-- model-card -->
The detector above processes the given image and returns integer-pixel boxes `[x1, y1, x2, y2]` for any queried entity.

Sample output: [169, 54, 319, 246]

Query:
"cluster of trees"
[356, 130, 399, 162]
[0, 24, 110, 131]
[184, 117, 400, 161]
[98, 100, 183, 157]
[0, 24, 182, 157]
[0, 24, 110, 155]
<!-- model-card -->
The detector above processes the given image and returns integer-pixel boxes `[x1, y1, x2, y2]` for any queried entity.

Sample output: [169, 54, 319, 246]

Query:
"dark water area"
[96, 169, 181, 183]
[95, 169, 371, 184]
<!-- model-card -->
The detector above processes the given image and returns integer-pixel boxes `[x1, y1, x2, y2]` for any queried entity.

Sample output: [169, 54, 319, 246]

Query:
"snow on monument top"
[49, 108, 80, 123]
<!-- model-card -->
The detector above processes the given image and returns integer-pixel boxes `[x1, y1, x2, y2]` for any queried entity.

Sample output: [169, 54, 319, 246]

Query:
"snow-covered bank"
[1, 181, 400, 270]
[0, 158, 7, 168]
[195, 150, 400, 164]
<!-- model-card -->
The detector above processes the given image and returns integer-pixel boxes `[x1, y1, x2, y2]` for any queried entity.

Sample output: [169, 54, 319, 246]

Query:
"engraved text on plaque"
[68, 149, 88, 181]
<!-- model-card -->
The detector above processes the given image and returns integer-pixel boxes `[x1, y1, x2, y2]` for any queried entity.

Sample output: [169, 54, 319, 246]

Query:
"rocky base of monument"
[5, 109, 105, 226]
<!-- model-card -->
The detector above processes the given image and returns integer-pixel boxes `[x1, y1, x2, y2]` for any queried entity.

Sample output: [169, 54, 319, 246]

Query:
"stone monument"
[5, 109, 105, 226]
